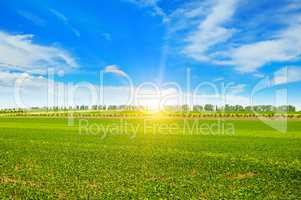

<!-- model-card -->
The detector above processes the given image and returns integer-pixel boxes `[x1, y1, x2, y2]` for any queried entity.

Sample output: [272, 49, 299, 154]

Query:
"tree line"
[0, 104, 298, 113]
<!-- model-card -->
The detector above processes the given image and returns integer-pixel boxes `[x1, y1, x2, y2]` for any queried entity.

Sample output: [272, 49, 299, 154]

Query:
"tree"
[181, 104, 189, 112]
[193, 105, 203, 112]
[204, 104, 214, 112]
[234, 105, 244, 112]
[278, 105, 296, 112]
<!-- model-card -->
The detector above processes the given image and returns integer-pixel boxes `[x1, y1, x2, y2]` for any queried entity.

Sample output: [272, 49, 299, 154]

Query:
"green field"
[0, 117, 300, 199]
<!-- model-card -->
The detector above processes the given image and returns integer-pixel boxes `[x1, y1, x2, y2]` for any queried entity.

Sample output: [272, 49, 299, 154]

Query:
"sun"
[147, 99, 161, 112]
[138, 99, 161, 113]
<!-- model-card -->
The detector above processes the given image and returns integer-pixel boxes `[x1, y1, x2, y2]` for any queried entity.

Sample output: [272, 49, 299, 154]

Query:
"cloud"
[213, 77, 224, 82]
[182, 0, 238, 61]
[124, 0, 169, 23]
[172, 2, 208, 19]
[220, 18, 301, 72]
[284, 0, 301, 12]
[273, 66, 301, 85]
[0, 71, 99, 108]
[1, 69, 300, 110]
[0, 70, 134, 109]
[0, 31, 77, 74]
[228, 84, 246, 94]
[165, 1, 211, 37]
[165, 1, 301, 73]
[18, 10, 46, 27]
[0, 70, 252, 109]
[49, 9, 80, 37]
[104, 65, 128, 77]
[253, 73, 265, 79]
[0, 71, 32, 87]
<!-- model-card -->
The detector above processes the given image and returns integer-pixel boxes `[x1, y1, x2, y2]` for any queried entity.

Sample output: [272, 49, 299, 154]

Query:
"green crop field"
[0, 117, 300, 199]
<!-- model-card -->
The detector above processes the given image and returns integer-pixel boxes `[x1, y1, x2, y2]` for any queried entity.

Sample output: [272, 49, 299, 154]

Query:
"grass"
[0, 117, 300, 199]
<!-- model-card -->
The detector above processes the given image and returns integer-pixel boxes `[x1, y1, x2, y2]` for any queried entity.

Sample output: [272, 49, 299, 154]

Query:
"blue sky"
[0, 0, 301, 109]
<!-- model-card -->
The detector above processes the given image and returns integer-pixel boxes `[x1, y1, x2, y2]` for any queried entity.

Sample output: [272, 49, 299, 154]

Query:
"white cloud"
[2, 69, 300, 110]
[123, 0, 301, 75]
[0, 71, 131, 109]
[104, 65, 128, 77]
[0, 70, 252, 109]
[182, 0, 238, 61]
[273, 66, 301, 85]
[165, 1, 211, 37]
[253, 73, 265, 79]
[179, 3, 209, 19]
[221, 19, 301, 72]
[0, 71, 32, 87]
[165, 1, 301, 73]
[284, 0, 301, 12]
[228, 84, 246, 94]
[0, 68, 250, 109]
[49, 9, 68, 22]
[124, 0, 169, 23]
[49, 9, 80, 37]
[18, 11, 46, 26]
[0, 31, 77, 74]
[213, 77, 224, 82]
